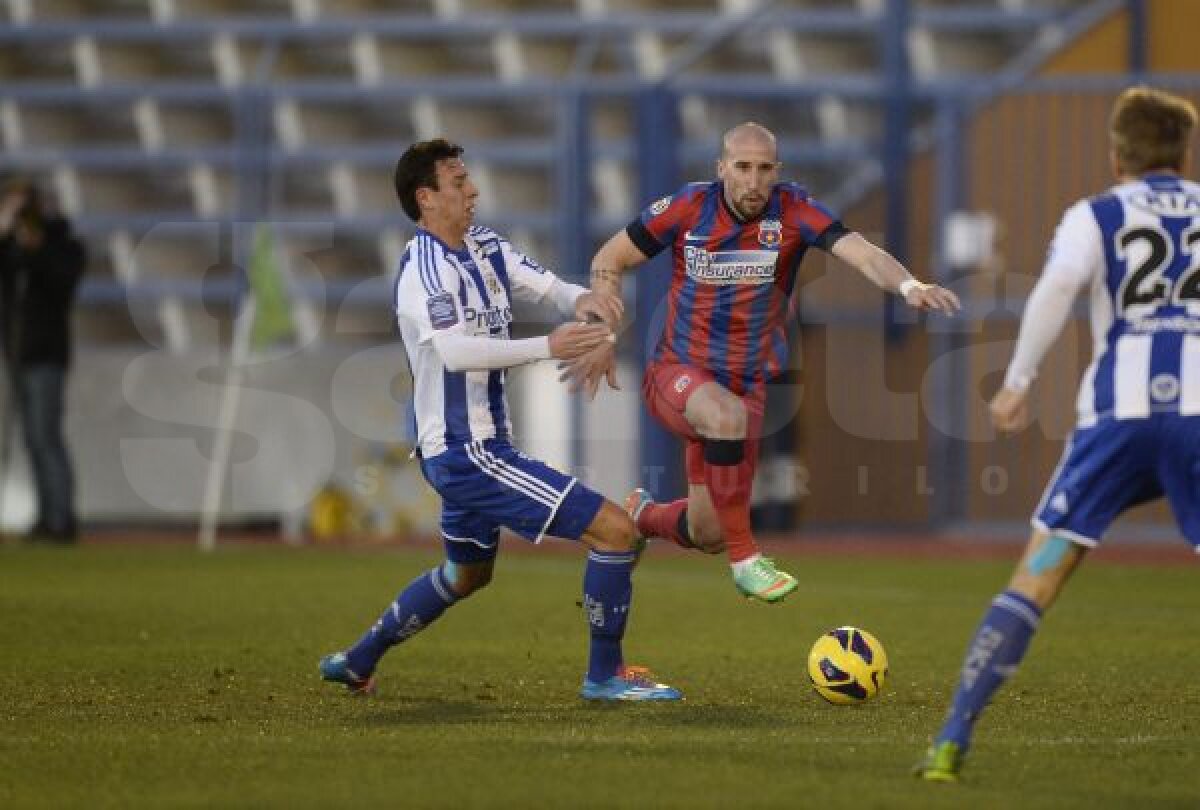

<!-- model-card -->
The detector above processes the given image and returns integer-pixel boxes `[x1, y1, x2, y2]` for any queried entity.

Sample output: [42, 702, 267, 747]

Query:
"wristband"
[898, 279, 926, 298]
[1003, 371, 1035, 393]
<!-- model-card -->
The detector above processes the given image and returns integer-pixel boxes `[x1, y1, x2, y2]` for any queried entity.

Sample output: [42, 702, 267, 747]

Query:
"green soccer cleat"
[732, 557, 798, 603]
[913, 741, 965, 783]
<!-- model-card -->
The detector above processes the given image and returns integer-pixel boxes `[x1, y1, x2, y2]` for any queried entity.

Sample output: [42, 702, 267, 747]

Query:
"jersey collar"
[416, 226, 468, 256]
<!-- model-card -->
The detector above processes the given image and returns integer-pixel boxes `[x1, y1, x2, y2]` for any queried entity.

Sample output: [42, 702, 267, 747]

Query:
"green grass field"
[2, 542, 1197, 808]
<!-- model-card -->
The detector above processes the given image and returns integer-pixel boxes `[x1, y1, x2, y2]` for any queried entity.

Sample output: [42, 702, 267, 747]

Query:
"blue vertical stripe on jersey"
[671, 276, 697, 365]
[767, 328, 789, 378]
[480, 243, 512, 299]
[1088, 192, 1125, 419]
[456, 272, 468, 306]
[418, 234, 440, 295]
[669, 187, 721, 365]
[706, 285, 736, 389]
[456, 250, 492, 308]
[1089, 193, 1125, 299]
[1149, 331, 1184, 408]
[1152, 212, 1195, 401]
[741, 283, 775, 391]
[704, 223, 750, 388]
[739, 193, 785, 389]
[487, 369, 507, 439]
[442, 370, 470, 446]
[1159, 211, 1192, 288]
[1090, 328, 1119, 419]
[394, 247, 411, 314]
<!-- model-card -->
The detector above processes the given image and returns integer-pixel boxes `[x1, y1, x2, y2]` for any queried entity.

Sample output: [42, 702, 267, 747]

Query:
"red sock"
[703, 458, 758, 563]
[636, 498, 691, 548]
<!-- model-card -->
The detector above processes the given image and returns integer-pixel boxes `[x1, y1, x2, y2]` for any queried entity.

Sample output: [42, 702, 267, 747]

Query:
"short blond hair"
[1110, 86, 1198, 174]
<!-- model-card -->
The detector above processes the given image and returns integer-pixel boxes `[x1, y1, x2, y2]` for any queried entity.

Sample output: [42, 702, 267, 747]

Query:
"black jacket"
[0, 218, 86, 368]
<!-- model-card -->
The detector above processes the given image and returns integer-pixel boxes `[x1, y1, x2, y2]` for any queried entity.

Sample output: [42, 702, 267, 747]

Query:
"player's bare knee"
[444, 561, 492, 598]
[587, 502, 638, 554]
[689, 520, 725, 554]
[688, 386, 746, 439]
[709, 396, 746, 439]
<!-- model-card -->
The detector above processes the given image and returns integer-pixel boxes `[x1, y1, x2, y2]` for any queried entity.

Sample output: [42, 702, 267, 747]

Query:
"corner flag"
[247, 224, 294, 350]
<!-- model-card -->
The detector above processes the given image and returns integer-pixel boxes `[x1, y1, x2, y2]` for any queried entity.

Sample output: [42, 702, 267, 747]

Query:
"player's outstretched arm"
[989, 269, 1085, 433]
[431, 323, 611, 373]
[558, 230, 652, 399]
[548, 322, 617, 361]
[831, 232, 961, 315]
[588, 230, 650, 328]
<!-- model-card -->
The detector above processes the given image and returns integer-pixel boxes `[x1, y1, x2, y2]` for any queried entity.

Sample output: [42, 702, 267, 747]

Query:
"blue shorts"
[419, 438, 605, 564]
[1033, 413, 1200, 549]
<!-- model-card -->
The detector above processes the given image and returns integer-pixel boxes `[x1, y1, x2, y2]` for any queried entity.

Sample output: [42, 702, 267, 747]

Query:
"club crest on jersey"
[483, 269, 503, 297]
[673, 374, 691, 394]
[650, 195, 672, 216]
[758, 219, 782, 248]
[1150, 373, 1180, 402]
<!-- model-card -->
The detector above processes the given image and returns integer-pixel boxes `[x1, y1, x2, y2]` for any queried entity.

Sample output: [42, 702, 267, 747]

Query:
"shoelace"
[618, 665, 658, 687]
[750, 558, 781, 579]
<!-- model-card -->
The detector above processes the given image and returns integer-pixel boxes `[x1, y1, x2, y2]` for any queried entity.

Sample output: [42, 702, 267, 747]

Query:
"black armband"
[626, 220, 667, 259]
[703, 438, 745, 467]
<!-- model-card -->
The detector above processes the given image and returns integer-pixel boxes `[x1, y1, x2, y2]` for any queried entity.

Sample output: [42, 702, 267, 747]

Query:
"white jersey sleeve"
[1003, 201, 1102, 390]
[1042, 200, 1104, 288]
[395, 251, 465, 345]
[498, 236, 557, 304]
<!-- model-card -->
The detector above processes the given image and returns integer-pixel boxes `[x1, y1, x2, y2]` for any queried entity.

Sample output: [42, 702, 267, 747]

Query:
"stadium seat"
[0, 0, 1095, 344]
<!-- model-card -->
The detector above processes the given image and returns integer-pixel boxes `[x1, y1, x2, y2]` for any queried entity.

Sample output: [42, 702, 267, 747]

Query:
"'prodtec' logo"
[464, 305, 513, 331]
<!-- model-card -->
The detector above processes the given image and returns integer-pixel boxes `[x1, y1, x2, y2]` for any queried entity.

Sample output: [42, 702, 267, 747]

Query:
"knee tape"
[1025, 534, 1073, 575]
[703, 438, 744, 466]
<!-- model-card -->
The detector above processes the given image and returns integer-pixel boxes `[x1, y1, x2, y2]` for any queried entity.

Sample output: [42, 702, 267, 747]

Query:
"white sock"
[730, 554, 762, 575]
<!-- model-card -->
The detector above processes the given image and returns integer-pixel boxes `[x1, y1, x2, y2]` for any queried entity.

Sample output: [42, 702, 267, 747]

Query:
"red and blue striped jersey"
[626, 180, 848, 395]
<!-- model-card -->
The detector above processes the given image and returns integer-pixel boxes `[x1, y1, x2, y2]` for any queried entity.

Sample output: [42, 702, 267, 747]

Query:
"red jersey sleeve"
[781, 183, 850, 251]
[624, 183, 704, 259]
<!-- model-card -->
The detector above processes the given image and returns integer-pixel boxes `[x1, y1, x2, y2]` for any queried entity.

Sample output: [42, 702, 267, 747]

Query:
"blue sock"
[936, 590, 1042, 750]
[344, 566, 459, 677]
[582, 550, 636, 683]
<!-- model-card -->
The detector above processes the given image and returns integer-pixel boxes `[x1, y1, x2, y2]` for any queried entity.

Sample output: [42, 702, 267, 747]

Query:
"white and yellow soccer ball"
[807, 626, 889, 705]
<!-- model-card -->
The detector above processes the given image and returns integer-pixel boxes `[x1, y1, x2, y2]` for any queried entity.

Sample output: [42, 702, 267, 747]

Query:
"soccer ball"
[807, 626, 889, 705]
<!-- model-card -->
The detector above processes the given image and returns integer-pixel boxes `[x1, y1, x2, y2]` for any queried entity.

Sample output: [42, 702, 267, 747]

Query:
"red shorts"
[642, 361, 764, 485]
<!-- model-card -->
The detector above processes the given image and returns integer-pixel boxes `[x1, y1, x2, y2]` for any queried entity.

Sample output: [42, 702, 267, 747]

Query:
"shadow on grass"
[358, 695, 781, 730]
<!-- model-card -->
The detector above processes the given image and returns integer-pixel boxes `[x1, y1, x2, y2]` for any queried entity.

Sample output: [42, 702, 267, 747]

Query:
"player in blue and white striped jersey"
[918, 87, 1200, 782]
[320, 139, 681, 702]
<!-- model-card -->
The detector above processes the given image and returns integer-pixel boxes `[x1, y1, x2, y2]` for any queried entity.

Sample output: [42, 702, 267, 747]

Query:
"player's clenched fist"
[988, 386, 1030, 433]
[548, 322, 614, 361]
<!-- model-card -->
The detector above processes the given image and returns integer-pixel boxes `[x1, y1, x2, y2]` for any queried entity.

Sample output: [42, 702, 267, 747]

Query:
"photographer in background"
[0, 181, 85, 544]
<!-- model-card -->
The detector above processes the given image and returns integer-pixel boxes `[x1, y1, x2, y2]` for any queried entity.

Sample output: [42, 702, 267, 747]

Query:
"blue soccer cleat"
[580, 668, 683, 701]
[319, 651, 376, 695]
